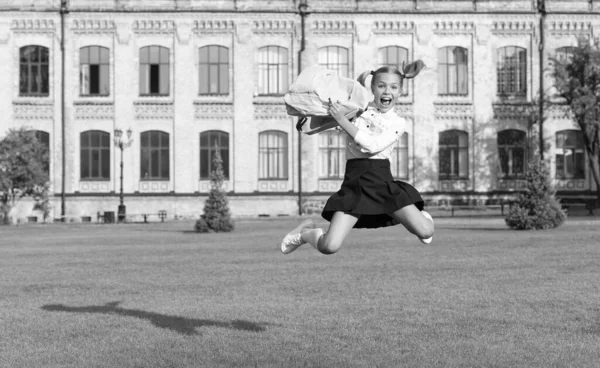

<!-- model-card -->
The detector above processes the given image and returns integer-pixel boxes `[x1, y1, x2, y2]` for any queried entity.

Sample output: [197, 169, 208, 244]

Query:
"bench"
[558, 197, 596, 216]
[136, 210, 168, 223]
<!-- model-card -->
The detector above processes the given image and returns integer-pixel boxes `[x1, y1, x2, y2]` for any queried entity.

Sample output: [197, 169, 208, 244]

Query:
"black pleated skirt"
[321, 158, 424, 229]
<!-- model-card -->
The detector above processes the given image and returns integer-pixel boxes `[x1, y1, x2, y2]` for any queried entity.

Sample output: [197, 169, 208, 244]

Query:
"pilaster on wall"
[112, 19, 136, 198]
[412, 22, 436, 192]
[173, 20, 195, 193]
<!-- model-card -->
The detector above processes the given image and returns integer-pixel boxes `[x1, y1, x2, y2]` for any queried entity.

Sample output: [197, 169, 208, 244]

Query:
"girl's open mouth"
[380, 97, 393, 106]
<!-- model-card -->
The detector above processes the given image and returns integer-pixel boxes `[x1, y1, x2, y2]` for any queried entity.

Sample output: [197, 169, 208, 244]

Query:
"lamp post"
[114, 128, 133, 223]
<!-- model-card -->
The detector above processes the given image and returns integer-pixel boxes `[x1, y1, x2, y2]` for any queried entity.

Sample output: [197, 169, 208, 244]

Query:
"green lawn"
[1, 216, 599, 368]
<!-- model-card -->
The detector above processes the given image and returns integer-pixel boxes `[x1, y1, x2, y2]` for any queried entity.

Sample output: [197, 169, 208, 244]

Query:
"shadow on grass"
[41, 301, 267, 335]
[435, 226, 511, 231]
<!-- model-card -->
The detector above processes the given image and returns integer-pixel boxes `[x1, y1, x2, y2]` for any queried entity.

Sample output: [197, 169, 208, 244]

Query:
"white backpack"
[284, 66, 371, 135]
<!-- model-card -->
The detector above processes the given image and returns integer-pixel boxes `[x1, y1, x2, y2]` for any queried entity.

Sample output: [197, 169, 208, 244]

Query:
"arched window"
[319, 130, 346, 179]
[391, 132, 409, 179]
[439, 130, 469, 179]
[497, 46, 527, 98]
[80, 130, 110, 180]
[318, 46, 349, 77]
[200, 131, 229, 180]
[140, 131, 170, 180]
[257, 46, 288, 95]
[199, 45, 229, 95]
[34, 130, 50, 175]
[19, 45, 49, 96]
[378, 46, 409, 96]
[497, 129, 527, 178]
[258, 131, 288, 179]
[80, 46, 110, 96]
[438, 46, 468, 96]
[556, 130, 585, 179]
[139, 46, 170, 96]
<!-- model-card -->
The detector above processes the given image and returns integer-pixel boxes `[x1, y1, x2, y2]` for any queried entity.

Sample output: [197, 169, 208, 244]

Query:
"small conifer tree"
[33, 182, 52, 223]
[505, 160, 567, 230]
[195, 142, 234, 233]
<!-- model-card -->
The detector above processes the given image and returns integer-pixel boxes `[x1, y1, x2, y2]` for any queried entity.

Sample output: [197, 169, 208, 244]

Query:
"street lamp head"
[114, 128, 122, 139]
[127, 128, 132, 139]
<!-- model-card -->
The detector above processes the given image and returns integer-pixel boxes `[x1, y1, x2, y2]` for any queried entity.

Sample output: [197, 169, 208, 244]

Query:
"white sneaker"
[419, 211, 434, 244]
[281, 219, 315, 254]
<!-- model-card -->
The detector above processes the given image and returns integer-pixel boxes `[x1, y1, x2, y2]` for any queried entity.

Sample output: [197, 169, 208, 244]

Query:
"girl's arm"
[353, 124, 403, 153]
[328, 100, 403, 153]
[328, 99, 359, 138]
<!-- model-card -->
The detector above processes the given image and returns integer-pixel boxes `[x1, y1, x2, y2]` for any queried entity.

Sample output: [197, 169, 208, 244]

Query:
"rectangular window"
[439, 130, 468, 179]
[20, 46, 50, 96]
[80, 46, 110, 96]
[319, 131, 346, 179]
[259, 131, 288, 179]
[555, 130, 585, 179]
[199, 45, 229, 95]
[140, 46, 169, 96]
[80, 131, 110, 180]
[258, 46, 288, 95]
[438, 47, 468, 96]
[200, 131, 229, 180]
[140, 131, 170, 180]
[391, 133, 409, 179]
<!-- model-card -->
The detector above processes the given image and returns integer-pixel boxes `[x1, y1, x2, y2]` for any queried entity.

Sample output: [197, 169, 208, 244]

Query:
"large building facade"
[0, 0, 597, 221]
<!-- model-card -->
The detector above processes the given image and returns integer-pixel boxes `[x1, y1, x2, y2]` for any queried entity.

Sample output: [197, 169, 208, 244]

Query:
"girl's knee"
[318, 235, 342, 254]
[418, 219, 434, 239]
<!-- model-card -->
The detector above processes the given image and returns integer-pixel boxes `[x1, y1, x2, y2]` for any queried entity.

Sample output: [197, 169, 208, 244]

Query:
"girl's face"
[371, 73, 402, 113]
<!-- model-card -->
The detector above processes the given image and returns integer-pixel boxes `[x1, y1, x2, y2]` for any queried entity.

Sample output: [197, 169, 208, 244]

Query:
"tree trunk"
[588, 153, 600, 213]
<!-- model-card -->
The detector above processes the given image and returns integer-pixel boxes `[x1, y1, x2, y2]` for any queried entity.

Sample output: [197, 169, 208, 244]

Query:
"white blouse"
[345, 107, 407, 160]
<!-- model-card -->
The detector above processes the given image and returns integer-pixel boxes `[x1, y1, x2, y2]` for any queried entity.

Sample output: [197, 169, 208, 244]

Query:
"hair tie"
[369, 70, 375, 75]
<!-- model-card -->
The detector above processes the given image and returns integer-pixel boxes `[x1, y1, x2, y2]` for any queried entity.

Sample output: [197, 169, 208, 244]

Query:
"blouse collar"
[367, 106, 395, 116]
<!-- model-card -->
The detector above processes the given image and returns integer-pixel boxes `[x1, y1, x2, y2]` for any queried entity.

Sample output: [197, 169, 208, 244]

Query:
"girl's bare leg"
[389, 205, 434, 240]
[301, 211, 359, 254]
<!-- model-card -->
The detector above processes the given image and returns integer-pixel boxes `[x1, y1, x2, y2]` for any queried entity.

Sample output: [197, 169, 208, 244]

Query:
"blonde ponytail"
[356, 70, 373, 88]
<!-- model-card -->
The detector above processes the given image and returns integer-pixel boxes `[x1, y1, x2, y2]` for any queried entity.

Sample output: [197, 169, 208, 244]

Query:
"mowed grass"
[1, 216, 599, 368]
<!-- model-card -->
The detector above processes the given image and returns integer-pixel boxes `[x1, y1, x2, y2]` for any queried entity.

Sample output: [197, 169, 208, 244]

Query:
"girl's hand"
[327, 99, 345, 122]
[327, 98, 359, 138]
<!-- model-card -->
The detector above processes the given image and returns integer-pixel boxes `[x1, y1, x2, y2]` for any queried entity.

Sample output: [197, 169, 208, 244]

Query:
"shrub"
[505, 160, 567, 230]
[195, 143, 234, 233]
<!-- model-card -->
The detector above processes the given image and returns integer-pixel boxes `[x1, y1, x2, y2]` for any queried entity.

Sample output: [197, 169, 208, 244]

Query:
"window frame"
[318, 130, 346, 179]
[497, 46, 527, 98]
[199, 130, 229, 180]
[258, 130, 288, 180]
[139, 45, 170, 97]
[497, 129, 527, 179]
[80, 130, 111, 181]
[80, 46, 110, 97]
[140, 130, 170, 180]
[438, 46, 469, 96]
[198, 45, 229, 96]
[318, 45, 350, 78]
[391, 132, 409, 180]
[19, 45, 50, 97]
[257, 46, 289, 96]
[555, 129, 585, 180]
[439, 129, 469, 180]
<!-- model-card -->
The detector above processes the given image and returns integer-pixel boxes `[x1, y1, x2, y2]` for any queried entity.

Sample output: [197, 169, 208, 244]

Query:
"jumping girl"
[281, 62, 434, 255]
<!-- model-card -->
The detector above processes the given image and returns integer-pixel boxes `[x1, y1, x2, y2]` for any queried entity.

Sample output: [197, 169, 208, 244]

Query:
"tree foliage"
[551, 37, 600, 210]
[195, 142, 234, 233]
[505, 160, 566, 230]
[0, 128, 49, 224]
